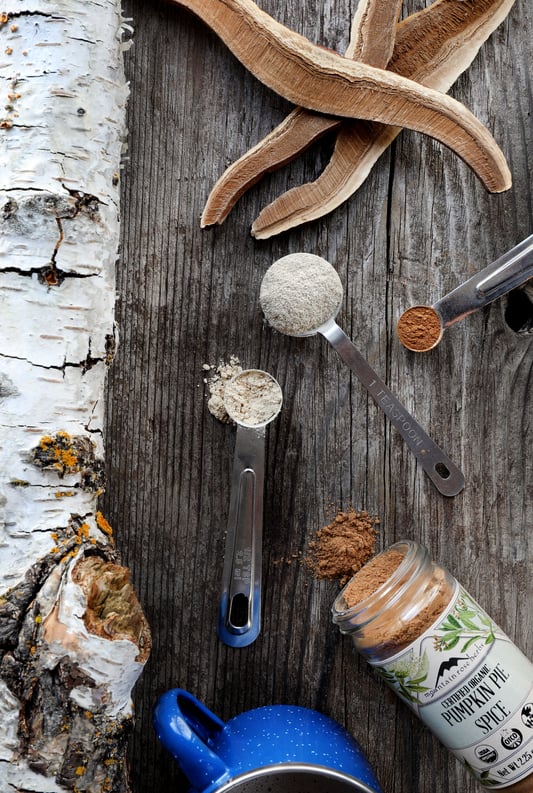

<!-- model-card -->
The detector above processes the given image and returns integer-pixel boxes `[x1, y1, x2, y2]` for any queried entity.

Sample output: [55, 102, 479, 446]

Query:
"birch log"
[0, 2, 150, 792]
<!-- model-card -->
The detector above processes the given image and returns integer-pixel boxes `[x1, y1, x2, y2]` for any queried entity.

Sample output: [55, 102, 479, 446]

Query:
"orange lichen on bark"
[37, 432, 80, 473]
[54, 490, 76, 498]
[77, 523, 90, 542]
[49, 516, 102, 557]
[30, 431, 106, 492]
[96, 510, 113, 536]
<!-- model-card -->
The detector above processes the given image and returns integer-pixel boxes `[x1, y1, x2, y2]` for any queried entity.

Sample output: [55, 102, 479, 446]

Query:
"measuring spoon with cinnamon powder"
[397, 235, 533, 352]
[218, 369, 283, 648]
[260, 253, 464, 497]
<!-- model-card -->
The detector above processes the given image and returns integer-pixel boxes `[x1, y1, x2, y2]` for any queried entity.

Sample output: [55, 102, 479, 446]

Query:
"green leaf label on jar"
[372, 586, 533, 788]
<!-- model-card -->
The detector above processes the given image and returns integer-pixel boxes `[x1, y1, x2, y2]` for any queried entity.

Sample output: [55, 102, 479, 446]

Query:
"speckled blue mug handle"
[154, 690, 383, 793]
[153, 689, 230, 791]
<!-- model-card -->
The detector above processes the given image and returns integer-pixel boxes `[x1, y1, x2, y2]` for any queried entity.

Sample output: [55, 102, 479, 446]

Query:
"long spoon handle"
[218, 425, 265, 647]
[435, 234, 533, 327]
[321, 321, 465, 496]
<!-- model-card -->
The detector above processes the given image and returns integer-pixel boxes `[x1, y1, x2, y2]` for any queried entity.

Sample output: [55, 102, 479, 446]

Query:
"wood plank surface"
[102, 1, 533, 791]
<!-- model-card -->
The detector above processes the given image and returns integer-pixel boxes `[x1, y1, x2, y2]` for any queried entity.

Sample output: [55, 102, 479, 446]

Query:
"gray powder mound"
[203, 357, 242, 422]
[224, 369, 282, 428]
[260, 252, 343, 336]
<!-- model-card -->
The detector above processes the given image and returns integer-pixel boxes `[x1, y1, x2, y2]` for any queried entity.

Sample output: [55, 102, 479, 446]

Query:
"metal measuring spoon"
[397, 234, 533, 352]
[218, 369, 283, 648]
[260, 253, 464, 497]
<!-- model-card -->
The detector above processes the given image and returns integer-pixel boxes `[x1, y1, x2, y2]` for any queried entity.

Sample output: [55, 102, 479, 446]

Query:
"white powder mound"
[224, 370, 282, 428]
[259, 252, 343, 336]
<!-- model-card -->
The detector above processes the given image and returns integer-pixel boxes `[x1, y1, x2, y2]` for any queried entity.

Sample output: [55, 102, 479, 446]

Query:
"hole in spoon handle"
[422, 450, 464, 497]
[218, 427, 265, 648]
[228, 592, 250, 629]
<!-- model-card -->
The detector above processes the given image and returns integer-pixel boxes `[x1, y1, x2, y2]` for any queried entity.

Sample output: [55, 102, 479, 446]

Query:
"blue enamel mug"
[153, 689, 383, 793]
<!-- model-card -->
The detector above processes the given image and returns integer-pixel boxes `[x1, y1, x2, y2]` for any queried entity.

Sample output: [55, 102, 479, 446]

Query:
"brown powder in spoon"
[304, 508, 380, 584]
[397, 305, 442, 351]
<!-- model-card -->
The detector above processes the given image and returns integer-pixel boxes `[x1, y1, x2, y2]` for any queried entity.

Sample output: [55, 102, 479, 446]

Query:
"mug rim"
[210, 762, 382, 793]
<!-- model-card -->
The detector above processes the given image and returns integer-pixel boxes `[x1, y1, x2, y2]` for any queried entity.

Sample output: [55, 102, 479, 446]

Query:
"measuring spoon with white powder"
[218, 369, 283, 647]
[260, 253, 464, 497]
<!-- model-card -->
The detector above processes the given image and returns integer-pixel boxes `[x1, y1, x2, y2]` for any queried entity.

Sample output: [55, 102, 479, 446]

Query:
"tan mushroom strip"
[347, 0, 402, 67]
[201, 0, 400, 227]
[200, 0, 515, 235]
[251, 0, 517, 238]
[168, 0, 511, 195]
[201, 108, 343, 228]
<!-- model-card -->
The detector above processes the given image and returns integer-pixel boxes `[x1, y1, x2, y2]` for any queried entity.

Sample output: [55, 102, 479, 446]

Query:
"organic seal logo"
[475, 745, 498, 764]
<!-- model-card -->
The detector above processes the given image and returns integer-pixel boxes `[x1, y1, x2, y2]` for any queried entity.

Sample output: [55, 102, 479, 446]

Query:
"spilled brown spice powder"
[304, 508, 380, 584]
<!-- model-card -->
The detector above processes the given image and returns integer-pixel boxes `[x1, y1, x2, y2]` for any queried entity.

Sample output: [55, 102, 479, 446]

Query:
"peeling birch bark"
[0, 3, 150, 792]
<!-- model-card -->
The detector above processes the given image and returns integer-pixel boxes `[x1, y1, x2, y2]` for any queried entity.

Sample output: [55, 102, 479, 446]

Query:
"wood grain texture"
[103, 1, 532, 791]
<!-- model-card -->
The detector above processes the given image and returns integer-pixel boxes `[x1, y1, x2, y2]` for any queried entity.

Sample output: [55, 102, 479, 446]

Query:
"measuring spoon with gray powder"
[259, 253, 464, 497]
[218, 369, 283, 647]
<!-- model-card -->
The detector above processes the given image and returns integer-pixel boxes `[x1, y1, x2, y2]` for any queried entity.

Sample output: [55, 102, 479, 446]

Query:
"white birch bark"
[0, 2, 150, 791]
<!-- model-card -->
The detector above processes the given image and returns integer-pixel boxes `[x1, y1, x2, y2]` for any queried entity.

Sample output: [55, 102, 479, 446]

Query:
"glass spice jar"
[332, 540, 533, 791]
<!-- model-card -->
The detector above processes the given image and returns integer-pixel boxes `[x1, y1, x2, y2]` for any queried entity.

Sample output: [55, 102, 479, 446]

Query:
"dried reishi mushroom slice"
[390, 0, 517, 90]
[200, 0, 515, 237]
[201, 0, 399, 228]
[346, 0, 402, 67]
[201, 107, 342, 227]
[252, 0, 517, 238]
[169, 0, 511, 195]
[252, 118, 396, 239]
[250, 0, 403, 238]
[252, 0, 516, 238]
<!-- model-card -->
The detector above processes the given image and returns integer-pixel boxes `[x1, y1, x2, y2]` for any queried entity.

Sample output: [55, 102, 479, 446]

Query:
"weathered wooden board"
[103, 1, 533, 791]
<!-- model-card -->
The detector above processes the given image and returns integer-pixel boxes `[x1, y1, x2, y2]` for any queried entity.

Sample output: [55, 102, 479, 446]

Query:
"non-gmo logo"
[501, 729, 523, 751]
